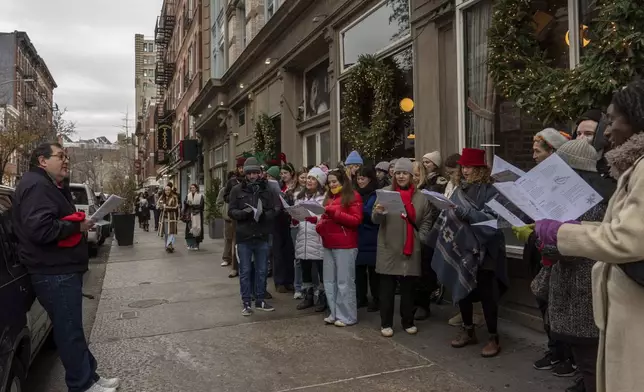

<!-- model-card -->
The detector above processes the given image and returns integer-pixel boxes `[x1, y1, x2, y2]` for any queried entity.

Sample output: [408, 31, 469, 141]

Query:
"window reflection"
[532, 0, 570, 69]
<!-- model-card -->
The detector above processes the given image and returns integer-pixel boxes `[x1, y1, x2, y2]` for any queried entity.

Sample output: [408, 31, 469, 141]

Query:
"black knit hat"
[576, 109, 603, 125]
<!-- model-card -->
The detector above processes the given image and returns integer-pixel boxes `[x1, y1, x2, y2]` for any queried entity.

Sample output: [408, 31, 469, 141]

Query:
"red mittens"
[304, 216, 318, 224]
[59, 212, 86, 248]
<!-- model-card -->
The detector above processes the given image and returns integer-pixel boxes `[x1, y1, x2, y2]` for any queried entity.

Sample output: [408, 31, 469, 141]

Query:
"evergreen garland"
[342, 55, 397, 161]
[253, 113, 278, 163]
[488, 0, 644, 125]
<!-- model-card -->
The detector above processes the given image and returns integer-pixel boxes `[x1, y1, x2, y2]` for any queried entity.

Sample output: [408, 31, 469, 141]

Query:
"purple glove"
[535, 219, 565, 246]
[565, 220, 581, 225]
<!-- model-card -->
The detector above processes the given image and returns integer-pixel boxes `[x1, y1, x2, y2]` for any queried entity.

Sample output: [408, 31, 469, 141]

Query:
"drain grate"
[128, 299, 168, 309]
[118, 311, 139, 320]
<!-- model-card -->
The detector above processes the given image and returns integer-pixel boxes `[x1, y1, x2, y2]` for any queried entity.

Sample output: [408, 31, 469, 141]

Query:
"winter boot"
[451, 325, 478, 348]
[481, 334, 501, 358]
[314, 291, 328, 312]
[296, 288, 315, 310]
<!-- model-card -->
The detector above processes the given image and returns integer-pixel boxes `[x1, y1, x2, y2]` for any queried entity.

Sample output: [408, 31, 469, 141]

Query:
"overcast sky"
[1, 0, 160, 142]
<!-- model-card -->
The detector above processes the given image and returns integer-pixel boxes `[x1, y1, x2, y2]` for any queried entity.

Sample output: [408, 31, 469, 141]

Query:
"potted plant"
[205, 177, 225, 239]
[105, 171, 138, 246]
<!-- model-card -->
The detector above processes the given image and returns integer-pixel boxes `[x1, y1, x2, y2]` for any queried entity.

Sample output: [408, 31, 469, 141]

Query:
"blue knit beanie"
[345, 150, 363, 165]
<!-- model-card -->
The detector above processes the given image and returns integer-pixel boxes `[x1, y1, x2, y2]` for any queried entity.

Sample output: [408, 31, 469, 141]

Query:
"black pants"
[414, 244, 437, 310]
[536, 297, 573, 362]
[272, 218, 294, 287]
[380, 274, 416, 329]
[301, 259, 323, 286]
[459, 270, 499, 334]
[356, 265, 379, 305]
[570, 341, 598, 392]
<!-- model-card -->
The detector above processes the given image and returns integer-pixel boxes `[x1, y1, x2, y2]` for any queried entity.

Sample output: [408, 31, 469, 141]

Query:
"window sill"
[297, 111, 330, 133]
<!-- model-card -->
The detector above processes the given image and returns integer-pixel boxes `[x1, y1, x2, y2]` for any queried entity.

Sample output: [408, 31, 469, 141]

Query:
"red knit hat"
[58, 211, 86, 248]
[457, 148, 487, 167]
[236, 157, 247, 167]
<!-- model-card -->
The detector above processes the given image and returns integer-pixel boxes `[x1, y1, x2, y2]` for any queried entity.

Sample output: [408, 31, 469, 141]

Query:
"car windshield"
[70, 188, 89, 205]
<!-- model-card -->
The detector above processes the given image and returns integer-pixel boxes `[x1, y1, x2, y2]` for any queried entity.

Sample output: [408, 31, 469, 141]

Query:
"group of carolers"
[219, 147, 507, 359]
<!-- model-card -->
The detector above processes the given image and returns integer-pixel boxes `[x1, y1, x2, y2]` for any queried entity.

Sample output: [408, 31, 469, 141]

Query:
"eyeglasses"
[51, 152, 70, 161]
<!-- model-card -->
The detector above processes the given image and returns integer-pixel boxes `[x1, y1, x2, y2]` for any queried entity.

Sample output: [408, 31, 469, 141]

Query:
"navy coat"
[356, 191, 378, 266]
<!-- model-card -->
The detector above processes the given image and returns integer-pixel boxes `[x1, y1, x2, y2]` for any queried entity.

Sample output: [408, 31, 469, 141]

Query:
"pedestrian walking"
[183, 184, 204, 250]
[158, 185, 180, 253]
[138, 192, 151, 232]
[12, 142, 120, 392]
[228, 157, 279, 315]
[316, 168, 362, 327]
[373, 158, 432, 337]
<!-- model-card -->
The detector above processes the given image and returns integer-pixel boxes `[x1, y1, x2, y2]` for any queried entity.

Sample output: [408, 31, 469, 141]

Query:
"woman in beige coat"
[535, 80, 644, 392]
[373, 158, 432, 338]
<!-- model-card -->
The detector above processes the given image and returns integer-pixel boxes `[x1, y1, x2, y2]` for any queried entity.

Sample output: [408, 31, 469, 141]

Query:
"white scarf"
[187, 192, 202, 237]
[187, 191, 203, 206]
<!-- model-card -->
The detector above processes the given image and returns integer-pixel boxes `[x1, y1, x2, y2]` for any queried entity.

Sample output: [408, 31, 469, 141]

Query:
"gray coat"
[372, 186, 432, 277]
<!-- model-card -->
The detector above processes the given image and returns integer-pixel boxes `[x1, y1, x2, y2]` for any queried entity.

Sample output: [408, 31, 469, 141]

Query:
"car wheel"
[5, 358, 25, 392]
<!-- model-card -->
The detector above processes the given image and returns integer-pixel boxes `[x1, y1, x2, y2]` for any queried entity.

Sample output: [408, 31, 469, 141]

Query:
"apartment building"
[135, 101, 161, 187]
[0, 31, 57, 184]
[134, 34, 158, 119]
[153, 0, 205, 198]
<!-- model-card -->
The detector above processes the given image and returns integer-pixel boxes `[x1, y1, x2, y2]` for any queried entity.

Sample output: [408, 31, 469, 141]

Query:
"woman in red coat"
[316, 169, 363, 327]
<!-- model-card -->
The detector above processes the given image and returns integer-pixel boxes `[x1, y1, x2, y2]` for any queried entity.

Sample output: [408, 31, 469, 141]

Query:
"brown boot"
[481, 334, 501, 358]
[451, 325, 478, 348]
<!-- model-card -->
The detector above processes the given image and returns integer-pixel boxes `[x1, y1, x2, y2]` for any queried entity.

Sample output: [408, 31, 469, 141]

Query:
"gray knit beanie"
[393, 158, 413, 174]
[556, 139, 599, 172]
[243, 157, 261, 173]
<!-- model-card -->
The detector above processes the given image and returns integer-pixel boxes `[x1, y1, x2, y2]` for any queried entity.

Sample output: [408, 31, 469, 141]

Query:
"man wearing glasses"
[12, 143, 120, 392]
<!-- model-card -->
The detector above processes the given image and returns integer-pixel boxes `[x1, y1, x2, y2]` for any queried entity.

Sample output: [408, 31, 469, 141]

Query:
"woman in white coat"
[294, 167, 327, 311]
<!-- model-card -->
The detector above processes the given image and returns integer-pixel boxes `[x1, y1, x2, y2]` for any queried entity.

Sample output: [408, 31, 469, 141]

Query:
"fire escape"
[155, 0, 176, 126]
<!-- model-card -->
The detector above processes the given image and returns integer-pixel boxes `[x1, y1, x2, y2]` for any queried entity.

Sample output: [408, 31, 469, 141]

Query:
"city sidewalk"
[88, 228, 571, 392]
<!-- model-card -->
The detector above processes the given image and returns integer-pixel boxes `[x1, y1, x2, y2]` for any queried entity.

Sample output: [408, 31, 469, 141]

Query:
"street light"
[0, 78, 35, 86]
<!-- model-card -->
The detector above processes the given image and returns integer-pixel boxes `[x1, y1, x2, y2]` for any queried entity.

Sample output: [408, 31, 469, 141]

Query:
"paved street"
[26, 229, 571, 392]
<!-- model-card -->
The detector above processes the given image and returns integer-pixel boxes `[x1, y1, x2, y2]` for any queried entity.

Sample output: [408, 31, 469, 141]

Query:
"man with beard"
[228, 157, 280, 315]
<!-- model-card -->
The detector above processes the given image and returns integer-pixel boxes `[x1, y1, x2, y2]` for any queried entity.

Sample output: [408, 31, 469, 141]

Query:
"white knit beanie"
[536, 128, 569, 150]
[556, 139, 599, 172]
[307, 167, 327, 186]
[422, 151, 442, 167]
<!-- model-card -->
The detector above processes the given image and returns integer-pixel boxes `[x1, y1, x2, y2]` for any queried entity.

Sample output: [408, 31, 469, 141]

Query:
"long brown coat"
[159, 194, 179, 235]
[371, 186, 432, 277]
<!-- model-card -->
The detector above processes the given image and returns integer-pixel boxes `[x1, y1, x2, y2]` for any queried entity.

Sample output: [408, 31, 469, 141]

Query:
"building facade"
[154, 0, 206, 199]
[189, 0, 593, 327]
[0, 31, 57, 184]
[64, 139, 134, 193]
[134, 34, 158, 120]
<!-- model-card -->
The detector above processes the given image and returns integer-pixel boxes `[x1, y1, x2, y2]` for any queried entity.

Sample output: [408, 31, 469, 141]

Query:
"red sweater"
[316, 191, 362, 249]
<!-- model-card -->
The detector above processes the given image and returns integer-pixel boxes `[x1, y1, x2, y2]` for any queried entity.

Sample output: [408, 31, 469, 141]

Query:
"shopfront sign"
[166, 139, 199, 172]
[156, 125, 172, 164]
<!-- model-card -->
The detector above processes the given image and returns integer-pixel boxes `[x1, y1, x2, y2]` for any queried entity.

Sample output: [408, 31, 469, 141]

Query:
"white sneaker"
[324, 316, 335, 325]
[98, 377, 120, 389]
[405, 326, 418, 335]
[381, 327, 394, 337]
[86, 382, 116, 392]
[293, 292, 303, 300]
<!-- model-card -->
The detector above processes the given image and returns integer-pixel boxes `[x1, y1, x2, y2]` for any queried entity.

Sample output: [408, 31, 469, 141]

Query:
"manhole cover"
[118, 311, 139, 320]
[128, 299, 168, 309]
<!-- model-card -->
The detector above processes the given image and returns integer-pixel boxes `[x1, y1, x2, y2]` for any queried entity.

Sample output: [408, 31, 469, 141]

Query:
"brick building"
[0, 30, 57, 185]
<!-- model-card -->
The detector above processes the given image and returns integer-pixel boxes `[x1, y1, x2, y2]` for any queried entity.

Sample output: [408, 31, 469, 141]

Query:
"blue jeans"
[30, 273, 99, 392]
[236, 240, 270, 304]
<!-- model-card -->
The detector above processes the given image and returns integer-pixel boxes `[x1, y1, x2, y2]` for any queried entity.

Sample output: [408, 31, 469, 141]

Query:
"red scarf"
[396, 184, 417, 256]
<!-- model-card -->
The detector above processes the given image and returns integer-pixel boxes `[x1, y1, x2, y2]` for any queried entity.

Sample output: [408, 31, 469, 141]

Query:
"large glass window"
[304, 58, 330, 119]
[340, 0, 410, 71]
[303, 130, 331, 167]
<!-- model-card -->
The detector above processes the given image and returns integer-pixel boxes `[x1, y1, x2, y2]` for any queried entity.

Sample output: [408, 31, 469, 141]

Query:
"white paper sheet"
[245, 199, 263, 222]
[485, 199, 527, 227]
[493, 154, 602, 222]
[90, 195, 124, 221]
[472, 220, 498, 229]
[285, 205, 315, 221]
[420, 189, 456, 209]
[492, 155, 526, 183]
[375, 189, 406, 215]
[299, 201, 325, 215]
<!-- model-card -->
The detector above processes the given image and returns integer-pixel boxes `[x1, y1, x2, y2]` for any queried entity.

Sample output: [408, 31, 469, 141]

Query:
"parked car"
[69, 183, 108, 256]
[0, 185, 52, 392]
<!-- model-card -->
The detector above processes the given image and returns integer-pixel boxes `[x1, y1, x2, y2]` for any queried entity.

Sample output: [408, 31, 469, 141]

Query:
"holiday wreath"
[488, 0, 644, 125]
[342, 54, 397, 161]
[253, 112, 278, 160]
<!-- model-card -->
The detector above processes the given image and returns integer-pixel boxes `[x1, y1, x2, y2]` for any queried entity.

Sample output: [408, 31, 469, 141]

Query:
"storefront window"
[341, 0, 410, 71]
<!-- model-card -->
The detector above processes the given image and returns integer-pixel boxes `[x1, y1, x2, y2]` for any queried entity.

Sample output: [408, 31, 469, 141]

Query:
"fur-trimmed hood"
[605, 132, 644, 179]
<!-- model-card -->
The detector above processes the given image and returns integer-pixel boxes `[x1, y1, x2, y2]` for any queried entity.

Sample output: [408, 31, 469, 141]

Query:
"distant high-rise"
[134, 34, 157, 120]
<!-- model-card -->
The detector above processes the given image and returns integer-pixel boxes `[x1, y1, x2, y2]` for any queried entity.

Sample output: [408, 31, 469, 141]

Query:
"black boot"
[296, 288, 315, 310]
[314, 291, 327, 312]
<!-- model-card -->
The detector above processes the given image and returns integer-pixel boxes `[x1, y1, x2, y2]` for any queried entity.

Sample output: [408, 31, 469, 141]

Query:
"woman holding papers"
[373, 158, 432, 338]
[428, 148, 507, 358]
[294, 167, 327, 312]
[315, 169, 363, 327]
[534, 80, 644, 392]
[158, 185, 180, 253]
[355, 166, 380, 312]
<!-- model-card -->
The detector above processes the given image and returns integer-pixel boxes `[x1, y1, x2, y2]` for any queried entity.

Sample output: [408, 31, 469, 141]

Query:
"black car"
[0, 186, 52, 392]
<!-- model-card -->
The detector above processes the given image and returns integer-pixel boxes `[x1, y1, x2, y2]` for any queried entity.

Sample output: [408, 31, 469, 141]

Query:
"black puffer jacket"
[12, 167, 88, 275]
[228, 178, 279, 243]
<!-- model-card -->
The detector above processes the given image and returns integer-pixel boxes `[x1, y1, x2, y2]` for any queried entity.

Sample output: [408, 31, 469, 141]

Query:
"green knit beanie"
[267, 166, 280, 180]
